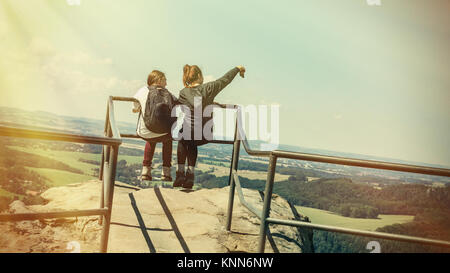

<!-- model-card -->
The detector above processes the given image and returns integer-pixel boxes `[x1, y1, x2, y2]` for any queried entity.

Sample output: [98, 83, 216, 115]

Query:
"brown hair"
[183, 64, 203, 87]
[147, 70, 166, 86]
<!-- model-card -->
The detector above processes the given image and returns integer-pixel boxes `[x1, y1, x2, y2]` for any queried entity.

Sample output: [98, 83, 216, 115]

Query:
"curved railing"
[227, 105, 450, 252]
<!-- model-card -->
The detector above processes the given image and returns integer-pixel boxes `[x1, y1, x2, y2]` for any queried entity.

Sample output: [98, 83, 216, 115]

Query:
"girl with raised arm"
[174, 65, 246, 189]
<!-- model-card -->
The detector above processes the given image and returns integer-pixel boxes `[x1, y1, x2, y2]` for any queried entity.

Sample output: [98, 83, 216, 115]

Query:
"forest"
[193, 170, 450, 252]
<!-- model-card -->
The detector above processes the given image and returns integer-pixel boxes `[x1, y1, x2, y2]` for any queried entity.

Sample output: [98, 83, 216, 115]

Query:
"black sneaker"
[173, 171, 185, 187]
[183, 171, 195, 189]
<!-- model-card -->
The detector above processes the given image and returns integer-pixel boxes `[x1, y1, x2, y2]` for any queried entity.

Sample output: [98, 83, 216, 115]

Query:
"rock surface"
[0, 180, 312, 253]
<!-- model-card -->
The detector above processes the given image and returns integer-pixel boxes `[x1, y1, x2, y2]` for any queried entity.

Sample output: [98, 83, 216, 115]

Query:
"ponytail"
[183, 64, 203, 87]
[183, 64, 191, 87]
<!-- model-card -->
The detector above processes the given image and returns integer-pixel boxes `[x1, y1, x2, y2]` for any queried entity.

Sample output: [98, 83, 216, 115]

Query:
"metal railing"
[106, 98, 450, 252]
[0, 96, 122, 253]
[0, 96, 234, 253]
[1, 96, 450, 253]
[224, 107, 450, 252]
[97, 96, 236, 250]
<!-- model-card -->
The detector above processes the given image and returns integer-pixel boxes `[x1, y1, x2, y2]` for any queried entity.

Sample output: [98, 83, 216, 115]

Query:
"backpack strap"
[136, 106, 142, 135]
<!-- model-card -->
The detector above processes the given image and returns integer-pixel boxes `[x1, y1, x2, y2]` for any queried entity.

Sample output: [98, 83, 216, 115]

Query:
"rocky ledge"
[0, 180, 313, 253]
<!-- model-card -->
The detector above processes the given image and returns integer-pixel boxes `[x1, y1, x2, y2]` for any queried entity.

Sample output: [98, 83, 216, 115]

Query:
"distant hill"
[0, 106, 137, 137]
[245, 139, 450, 170]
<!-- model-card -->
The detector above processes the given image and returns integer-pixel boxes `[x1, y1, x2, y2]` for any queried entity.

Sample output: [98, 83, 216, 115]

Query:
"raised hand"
[236, 66, 246, 78]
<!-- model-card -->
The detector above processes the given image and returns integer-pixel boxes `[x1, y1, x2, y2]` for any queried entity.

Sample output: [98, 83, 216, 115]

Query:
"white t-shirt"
[133, 86, 168, 139]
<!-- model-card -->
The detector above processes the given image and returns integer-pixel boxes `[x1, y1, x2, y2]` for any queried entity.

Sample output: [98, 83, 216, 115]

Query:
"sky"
[0, 0, 449, 167]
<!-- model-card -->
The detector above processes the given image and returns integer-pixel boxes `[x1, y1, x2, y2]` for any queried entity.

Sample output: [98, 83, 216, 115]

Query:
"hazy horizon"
[1, 105, 449, 170]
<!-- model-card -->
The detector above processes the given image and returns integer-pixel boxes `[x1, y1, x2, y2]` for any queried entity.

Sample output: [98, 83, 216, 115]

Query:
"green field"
[8, 146, 100, 173]
[26, 167, 96, 187]
[296, 206, 414, 231]
[7, 146, 107, 187]
[7, 146, 144, 187]
[9, 147, 145, 167]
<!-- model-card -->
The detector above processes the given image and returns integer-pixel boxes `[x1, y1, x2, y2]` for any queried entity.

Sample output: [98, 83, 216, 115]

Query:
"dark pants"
[177, 140, 198, 167]
[143, 135, 172, 167]
[176, 113, 210, 168]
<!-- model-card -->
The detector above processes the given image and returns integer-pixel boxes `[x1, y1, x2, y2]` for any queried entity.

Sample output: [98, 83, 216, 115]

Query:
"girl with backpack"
[173, 65, 246, 189]
[132, 70, 178, 182]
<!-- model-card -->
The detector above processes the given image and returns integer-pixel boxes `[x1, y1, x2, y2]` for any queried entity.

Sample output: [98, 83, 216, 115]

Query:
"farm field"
[295, 205, 414, 231]
[8, 146, 101, 187]
[196, 163, 290, 182]
[26, 167, 96, 187]
[8, 146, 101, 174]
[8, 145, 291, 186]
[9, 145, 145, 172]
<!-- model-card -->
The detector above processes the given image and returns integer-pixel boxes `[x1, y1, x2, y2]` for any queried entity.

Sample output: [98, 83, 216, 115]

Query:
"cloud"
[0, 36, 142, 118]
[27, 37, 141, 96]
[40, 57, 140, 96]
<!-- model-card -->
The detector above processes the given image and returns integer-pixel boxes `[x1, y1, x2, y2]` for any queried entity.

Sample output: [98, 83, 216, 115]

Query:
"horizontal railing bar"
[120, 134, 141, 139]
[111, 98, 450, 178]
[111, 96, 139, 103]
[120, 133, 234, 145]
[0, 208, 109, 222]
[227, 104, 450, 177]
[233, 171, 262, 219]
[241, 139, 271, 157]
[0, 125, 121, 146]
[272, 150, 450, 177]
[266, 217, 450, 249]
[209, 140, 234, 145]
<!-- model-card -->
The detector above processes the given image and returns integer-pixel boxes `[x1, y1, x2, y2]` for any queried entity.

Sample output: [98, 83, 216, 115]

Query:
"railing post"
[99, 145, 105, 180]
[257, 154, 277, 253]
[100, 144, 118, 253]
[99, 101, 111, 181]
[99, 123, 112, 225]
[98, 149, 108, 225]
[226, 140, 241, 231]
